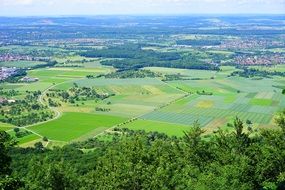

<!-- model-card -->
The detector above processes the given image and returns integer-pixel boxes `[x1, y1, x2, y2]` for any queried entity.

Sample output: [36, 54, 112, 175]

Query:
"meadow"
[29, 112, 127, 141]
[120, 119, 192, 137]
[7, 129, 40, 145]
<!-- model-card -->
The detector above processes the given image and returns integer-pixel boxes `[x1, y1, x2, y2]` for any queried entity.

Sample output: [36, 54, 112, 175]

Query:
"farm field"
[1, 64, 285, 146]
[8, 129, 41, 145]
[120, 119, 192, 137]
[29, 112, 127, 141]
[139, 76, 285, 129]
[53, 78, 184, 118]
[0, 122, 14, 129]
[249, 65, 285, 72]
[145, 67, 217, 79]
[0, 125, 13, 131]
[27, 67, 113, 83]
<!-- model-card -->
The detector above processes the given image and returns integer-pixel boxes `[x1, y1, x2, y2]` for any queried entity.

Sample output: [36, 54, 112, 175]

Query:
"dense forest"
[80, 45, 220, 71]
[1, 110, 285, 190]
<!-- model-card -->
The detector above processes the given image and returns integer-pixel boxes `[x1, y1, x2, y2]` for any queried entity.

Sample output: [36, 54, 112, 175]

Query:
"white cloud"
[0, 0, 284, 5]
[0, 0, 284, 15]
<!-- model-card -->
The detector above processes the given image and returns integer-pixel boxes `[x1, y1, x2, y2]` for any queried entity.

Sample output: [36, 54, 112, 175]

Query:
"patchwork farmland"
[140, 75, 284, 130]
[1, 65, 285, 145]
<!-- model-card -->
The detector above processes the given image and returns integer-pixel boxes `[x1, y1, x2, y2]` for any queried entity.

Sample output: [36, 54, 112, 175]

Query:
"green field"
[0, 122, 14, 131]
[137, 75, 285, 131]
[0, 61, 47, 68]
[29, 112, 127, 141]
[53, 77, 184, 118]
[27, 67, 112, 83]
[7, 129, 41, 145]
[0, 126, 13, 131]
[145, 67, 217, 79]
[250, 98, 273, 106]
[120, 119, 192, 137]
[248, 64, 285, 72]
[18, 134, 40, 145]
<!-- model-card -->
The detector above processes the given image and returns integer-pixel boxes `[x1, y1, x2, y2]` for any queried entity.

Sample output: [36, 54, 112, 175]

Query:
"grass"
[94, 103, 155, 118]
[196, 100, 214, 108]
[17, 82, 52, 92]
[145, 67, 217, 79]
[0, 61, 47, 68]
[249, 65, 285, 73]
[144, 74, 283, 127]
[53, 77, 184, 119]
[29, 112, 127, 141]
[250, 99, 273, 106]
[0, 126, 13, 131]
[7, 128, 40, 145]
[0, 122, 14, 131]
[141, 111, 213, 126]
[76, 78, 164, 87]
[46, 141, 68, 148]
[120, 119, 192, 137]
[207, 50, 234, 55]
[18, 134, 41, 145]
[27, 67, 112, 84]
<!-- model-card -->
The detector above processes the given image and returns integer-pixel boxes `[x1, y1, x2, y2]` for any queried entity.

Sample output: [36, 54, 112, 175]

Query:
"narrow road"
[25, 78, 79, 129]
[19, 80, 78, 146]
[24, 83, 63, 129]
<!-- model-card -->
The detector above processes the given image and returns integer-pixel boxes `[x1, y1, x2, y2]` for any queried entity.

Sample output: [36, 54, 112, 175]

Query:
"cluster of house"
[0, 67, 39, 82]
[19, 76, 39, 82]
[0, 67, 18, 81]
[220, 39, 285, 50]
[235, 55, 285, 65]
[0, 53, 33, 62]
[0, 97, 16, 104]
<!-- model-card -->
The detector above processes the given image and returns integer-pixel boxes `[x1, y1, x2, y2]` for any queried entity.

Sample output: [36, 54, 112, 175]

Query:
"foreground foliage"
[1, 112, 285, 189]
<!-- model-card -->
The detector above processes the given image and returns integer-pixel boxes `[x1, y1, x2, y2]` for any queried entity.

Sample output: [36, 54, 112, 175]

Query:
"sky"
[0, 0, 284, 16]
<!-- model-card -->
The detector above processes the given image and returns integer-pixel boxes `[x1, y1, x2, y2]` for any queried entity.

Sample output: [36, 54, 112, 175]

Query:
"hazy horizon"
[0, 0, 284, 16]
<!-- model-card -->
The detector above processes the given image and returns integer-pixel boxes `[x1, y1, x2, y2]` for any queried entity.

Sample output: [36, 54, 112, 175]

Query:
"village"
[0, 66, 39, 82]
[0, 67, 18, 80]
[235, 54, 285, 65]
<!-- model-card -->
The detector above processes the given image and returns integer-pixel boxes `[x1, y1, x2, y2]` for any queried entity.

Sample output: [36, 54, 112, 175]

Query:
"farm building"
[0, 97, 8, 104]
[20, 76, 39, 82]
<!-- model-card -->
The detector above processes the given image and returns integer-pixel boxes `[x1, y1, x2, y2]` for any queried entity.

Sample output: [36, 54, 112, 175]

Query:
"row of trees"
[230, 67, 285, 78]
[46, 85, 114, 106]
[0, 110, 284, 189]
[104, 69, 161, 79]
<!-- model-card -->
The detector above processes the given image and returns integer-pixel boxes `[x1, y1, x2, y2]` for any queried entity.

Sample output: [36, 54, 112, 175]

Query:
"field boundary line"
[94, 91, 192, 138]
[159, 78, 189, 94]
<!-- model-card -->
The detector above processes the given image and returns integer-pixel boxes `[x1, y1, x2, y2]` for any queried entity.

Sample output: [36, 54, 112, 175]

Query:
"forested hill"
[1, 110, 285, 190]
